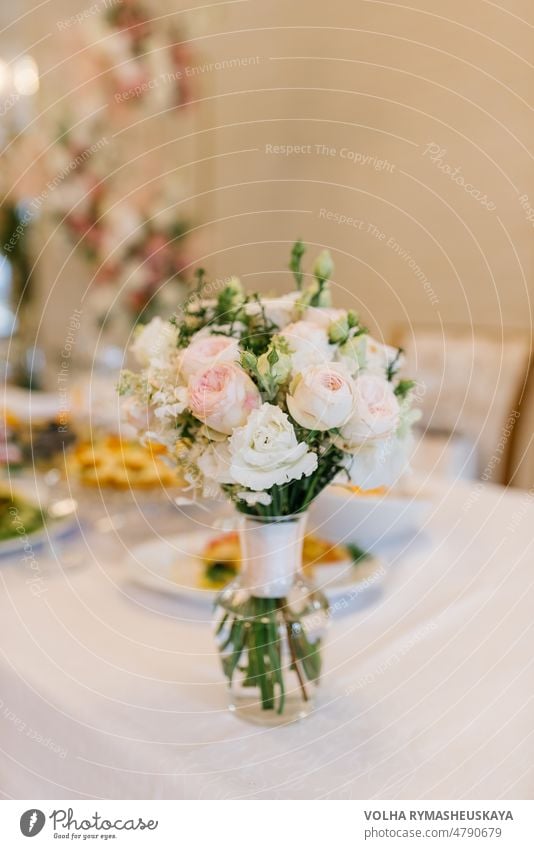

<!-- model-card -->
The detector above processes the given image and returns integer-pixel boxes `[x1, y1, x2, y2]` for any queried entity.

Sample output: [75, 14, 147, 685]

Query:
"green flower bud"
[313, 250, 334, 284]
[257, 349, 292, 384]
[240, 350, 258, 372]
[226, 276, 244, 301]
[347, 309, 359, 328]
[328, 315, 350, 344]
[339, 335, 366, 368]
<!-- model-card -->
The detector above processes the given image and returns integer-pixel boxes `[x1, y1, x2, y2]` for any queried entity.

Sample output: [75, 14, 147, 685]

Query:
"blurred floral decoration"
[47, 119, 190, 337]
[1, 0, 198, 351]
[45, 0, 195, 336]
[96, 0, 195, 108]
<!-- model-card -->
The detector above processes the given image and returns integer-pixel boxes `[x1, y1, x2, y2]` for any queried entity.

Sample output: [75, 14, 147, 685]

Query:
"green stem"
[278, 600, 309, 703]
[266, 602, 285, 715]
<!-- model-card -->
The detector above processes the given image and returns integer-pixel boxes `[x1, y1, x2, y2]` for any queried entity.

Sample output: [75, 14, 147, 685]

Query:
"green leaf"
[346, 542, 370, 565]
[387, 348, 404, 381]
[394, 378, 415, 399]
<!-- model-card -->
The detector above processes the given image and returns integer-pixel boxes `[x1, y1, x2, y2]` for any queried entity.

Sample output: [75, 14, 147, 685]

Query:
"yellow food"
[347, 485, 387, 497]
[69, 435, 183, 490]
[200, 530, 353, 588]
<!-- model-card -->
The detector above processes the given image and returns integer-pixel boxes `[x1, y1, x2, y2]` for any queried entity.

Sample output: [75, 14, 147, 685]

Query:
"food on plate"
[1, 408, 76, 468]
[0, 490, 44, 541]
[201, 531, 241, 588]
[345, 485, 387, 497]
[68, 435, 183, 489]
[199, 530, 369, 588]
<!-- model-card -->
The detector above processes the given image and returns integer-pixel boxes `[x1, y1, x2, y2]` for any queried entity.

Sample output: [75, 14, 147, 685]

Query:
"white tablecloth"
[0, 479, 533, 800]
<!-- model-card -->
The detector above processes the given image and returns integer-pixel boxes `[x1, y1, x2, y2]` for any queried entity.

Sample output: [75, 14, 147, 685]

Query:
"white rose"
[347, 432, 413, 489]
[229, 403, 318, 490]
[287, 364, 355, 431]
[279, 320, 332, 375]
[130, 318, 177, 368]
[245, 291, 300, 329]
[336, 374, 400, 449]
[179, 334, 239, 380]
[188, 363, 261, 435]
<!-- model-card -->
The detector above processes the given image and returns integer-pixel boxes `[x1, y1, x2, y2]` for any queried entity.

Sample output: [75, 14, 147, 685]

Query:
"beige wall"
[198, 0, 534, 344]
[1, 0, 533, 346]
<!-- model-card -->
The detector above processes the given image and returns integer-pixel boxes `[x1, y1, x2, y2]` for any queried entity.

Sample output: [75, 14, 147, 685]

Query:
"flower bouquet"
[120, 242, 418, 723]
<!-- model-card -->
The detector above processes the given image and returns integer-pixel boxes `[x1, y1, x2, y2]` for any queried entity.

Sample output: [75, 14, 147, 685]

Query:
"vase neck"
[239, 513, 308, 599]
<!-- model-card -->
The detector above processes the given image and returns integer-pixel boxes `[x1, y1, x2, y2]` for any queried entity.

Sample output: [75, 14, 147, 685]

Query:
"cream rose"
[229, 403, 318, 490]
[188, 363, 261, 435]
[179, 334, 239, 380]
[286, 364, 355, 431]
[279, 320, 332, 375]
[337, 374, 400, 449]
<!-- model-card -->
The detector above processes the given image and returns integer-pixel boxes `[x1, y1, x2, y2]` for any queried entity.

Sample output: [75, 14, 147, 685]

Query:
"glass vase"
[214, 512, 329, 725]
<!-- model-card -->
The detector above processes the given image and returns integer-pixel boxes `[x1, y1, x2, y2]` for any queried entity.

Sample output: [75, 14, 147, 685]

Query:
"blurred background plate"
[0, 477, 78, 559]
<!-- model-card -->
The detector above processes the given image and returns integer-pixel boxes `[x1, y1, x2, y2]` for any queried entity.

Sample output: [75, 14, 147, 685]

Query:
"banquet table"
[0, 477, 533, 800]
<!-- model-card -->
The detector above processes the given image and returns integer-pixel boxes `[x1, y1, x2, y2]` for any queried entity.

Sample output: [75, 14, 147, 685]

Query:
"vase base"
[228, 692, 314, 726]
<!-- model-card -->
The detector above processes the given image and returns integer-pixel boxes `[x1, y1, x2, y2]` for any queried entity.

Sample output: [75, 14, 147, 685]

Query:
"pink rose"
[179, 334, 239, 380]
[188, 363, 261, 434]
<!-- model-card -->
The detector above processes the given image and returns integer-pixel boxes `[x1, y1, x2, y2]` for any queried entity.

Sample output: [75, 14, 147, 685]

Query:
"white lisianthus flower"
[188, 363, 261, 435]
[120, 395, 155, 436]
[336, 334, 367, 375]
[336, 374, 400, 449]
[279, 321, 332, 376]
[363, 336, 403, 376]
[178, 334, 240, 380]
[152, 385, 189, 422]
[287, 364, 355, 431]
[302, 307, 346, 330]
[346, 431, 413, 489]
[130, 318, 177, 368]
[196, 441, 234, 484]
[245, 291, 300, 329]
[229, 403, 318, 491]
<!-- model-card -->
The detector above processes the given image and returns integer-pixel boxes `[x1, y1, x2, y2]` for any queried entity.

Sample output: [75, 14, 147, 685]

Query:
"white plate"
[123, 531, 385, 605]
[0, 484, 78, 559]
[308, 482, 433, 552]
